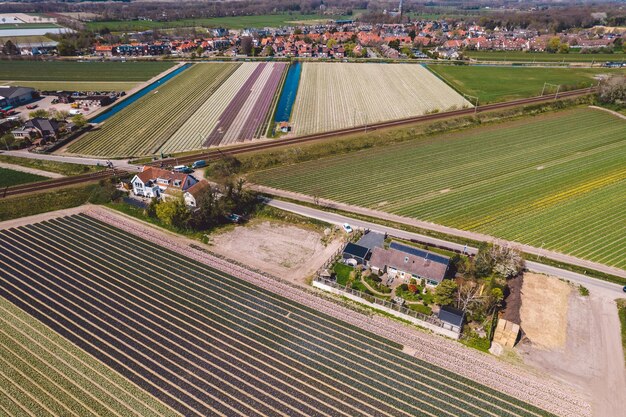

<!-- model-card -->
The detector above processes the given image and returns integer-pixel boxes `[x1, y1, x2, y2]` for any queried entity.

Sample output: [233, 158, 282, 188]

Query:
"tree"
[326, 39, 337, 49]
[489, 244, 524, 278]
[1, 133, 16, 150]
[456, 280, 483, 314]
[192, 186, 229, 229]
[434, 280, 458, 306]
[209, 155, 242, 178]
[597, 75, 626, 104]
[51, 110, 70, 121]
[546, 36, 561, 53]
[388, 39, 400, 51]
[196, 46, 204, 56]
[408, 30, 416, 41]
[29, 109, 51, 119]
[558, 43, 570, 54]
[71, 114, 88, 128]
[155, 193, 190, 228]
[2, 40, 20, 56]
[240, 36, 253, 55]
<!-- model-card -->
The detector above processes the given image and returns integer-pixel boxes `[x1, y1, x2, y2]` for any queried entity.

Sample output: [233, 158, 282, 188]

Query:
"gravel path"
[86, 205, 591, 417]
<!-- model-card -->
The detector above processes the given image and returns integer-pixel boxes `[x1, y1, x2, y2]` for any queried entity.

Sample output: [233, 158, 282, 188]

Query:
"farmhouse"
[131, 166, 198, 199]
[0, 86, 36, 108]
[184, 179, 211, 208]
[369, 242, 450, 286]
[11, 118, 61, 141]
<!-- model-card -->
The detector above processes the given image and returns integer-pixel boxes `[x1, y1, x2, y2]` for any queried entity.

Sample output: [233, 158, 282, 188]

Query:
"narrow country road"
[266, 198, 626, 297]
[256, 185, 626, 281]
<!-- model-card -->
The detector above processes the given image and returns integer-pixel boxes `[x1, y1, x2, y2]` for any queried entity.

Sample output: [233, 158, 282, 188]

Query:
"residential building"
[184, 180, 211, 208]
[342, 242, 371, 265]
[11, 118, 60, 140]
[369, 242, 450, 286]
[131, 166, 198, 199]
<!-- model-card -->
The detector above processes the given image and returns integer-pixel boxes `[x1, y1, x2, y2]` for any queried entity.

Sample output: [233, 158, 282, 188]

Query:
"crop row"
[68, 63, 238, 158]
[252, 108, 626, 269]
[0, 291, 179, 416]
[290, 63, 470, 136]
[0, 214, 555, 417]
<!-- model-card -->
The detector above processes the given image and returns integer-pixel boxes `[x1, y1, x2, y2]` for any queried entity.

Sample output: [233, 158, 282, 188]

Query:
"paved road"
[256, 185, 626, 280]
[267, 198, 626, 297]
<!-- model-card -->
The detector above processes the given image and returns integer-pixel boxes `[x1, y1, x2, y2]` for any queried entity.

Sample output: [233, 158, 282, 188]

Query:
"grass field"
[291, 63, 470, 135]
[0, 155, 103, 176]
[0, 80, 137, 92]
[0, 23, 59, 29]
[0, 167, 46, 187]
[465, 50, 626, 63]
[0, 34, 53, 43]
[251, 108, 626, 270]
[0, 61, 174, 82]
[428, 65, 625, 103]
[0, 213, 554, 416]
[68, 63, 239, 157]
[86, 13, 344, 32]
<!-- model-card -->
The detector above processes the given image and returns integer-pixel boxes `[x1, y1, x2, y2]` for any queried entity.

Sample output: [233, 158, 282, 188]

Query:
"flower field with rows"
[162, 62, 286, 153]
[68, 63, 239, 158]
[251, 108, 626, 270]
[290, 63, 471, 135]
[0, 213, 556, 417]
[68, 62, 286, 157]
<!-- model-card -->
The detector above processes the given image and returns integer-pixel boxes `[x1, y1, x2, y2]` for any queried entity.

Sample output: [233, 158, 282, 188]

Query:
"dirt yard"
[519, 273, 571, 350]
[207, 221, 343, 283]
[517, 273, 626, 416]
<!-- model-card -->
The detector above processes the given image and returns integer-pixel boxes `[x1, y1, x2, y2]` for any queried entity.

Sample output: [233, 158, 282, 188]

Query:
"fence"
[313, 277, 461, 339]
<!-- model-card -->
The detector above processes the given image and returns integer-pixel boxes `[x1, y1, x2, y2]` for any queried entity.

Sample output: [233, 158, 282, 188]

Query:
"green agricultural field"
[0, 167, 46, 188]
[0, 61, 174, 82]
[68, 63, 239, 157]
[0, 80, 137, 92]
[86, 13, 345, 32]
[0, 23, 59, 29]
[428, 65, 624, 103]
[465, 50, 626, 63]
[251, 108, 626, 270]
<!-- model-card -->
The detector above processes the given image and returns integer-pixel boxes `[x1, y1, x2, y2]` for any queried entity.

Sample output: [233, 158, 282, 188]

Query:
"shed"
[438, 306, 465, 331]
[342, 242, 370, 265]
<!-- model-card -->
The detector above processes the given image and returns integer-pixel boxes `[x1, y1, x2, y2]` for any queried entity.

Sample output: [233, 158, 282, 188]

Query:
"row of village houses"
[8, 17, 621, 57]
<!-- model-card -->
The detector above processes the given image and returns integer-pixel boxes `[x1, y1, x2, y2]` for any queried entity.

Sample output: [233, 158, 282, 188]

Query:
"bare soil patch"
[208, 221, 342, 283]
[519, 273, 571, 350]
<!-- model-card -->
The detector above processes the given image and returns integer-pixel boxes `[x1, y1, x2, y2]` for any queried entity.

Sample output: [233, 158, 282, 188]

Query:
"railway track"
[2, 87, 594, 198]
[153, 87, 594, 167]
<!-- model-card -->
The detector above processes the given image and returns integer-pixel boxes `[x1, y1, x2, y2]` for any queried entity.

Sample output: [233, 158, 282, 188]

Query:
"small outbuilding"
[342, 242, 370, 265]
[438, 305, 465, 333]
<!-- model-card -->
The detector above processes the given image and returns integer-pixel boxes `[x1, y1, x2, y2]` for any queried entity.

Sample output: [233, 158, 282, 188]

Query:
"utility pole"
[541, 82, 559, 97]
[463, 94, 479, 115]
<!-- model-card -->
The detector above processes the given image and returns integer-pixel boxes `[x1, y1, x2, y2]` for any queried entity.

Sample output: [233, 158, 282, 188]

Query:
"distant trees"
[71, 114, 88, 128]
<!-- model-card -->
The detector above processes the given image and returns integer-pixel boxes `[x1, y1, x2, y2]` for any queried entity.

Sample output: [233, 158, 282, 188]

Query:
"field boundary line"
[588, 105, 626, 120]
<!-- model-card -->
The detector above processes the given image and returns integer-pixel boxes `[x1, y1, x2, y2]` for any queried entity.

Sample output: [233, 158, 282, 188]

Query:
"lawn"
[0, 61, 174, 82]
[251, 108, 626, 270]
[428, 65, 625, 103]
[0, 167, 46, 187]
[68, 63, 239, 157]
[333, 262, 354, 286]
[86, 13, 344, 32]
[465, 50, 626, 63]
[618, 299, 626, 362]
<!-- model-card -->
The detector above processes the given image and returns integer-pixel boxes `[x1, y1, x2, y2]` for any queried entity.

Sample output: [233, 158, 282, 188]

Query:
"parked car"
[192, 160, 207, 169]
[173, 165, 193, 174]
[342, 223, 353, 233]
[623, 286, 626, 293]
[25, 104, 38, 110]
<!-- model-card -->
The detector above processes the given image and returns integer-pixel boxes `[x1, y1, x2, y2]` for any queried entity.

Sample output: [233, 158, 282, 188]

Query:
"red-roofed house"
[131, 166, 198, 199]
[184, 180, 211, 208]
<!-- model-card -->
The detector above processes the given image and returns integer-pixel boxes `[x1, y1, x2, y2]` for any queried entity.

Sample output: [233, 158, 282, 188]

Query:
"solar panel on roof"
[389, 242, 449, 266]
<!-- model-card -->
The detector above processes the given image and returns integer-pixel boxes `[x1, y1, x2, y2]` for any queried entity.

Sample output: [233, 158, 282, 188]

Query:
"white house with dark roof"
[0, 86, 36, 108]
[131, 166, 198, 200]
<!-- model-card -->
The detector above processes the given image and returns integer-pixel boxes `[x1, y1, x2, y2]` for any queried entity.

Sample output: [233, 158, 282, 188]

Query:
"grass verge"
[617, 299, 626, 362]
[0, 167, 47, 187]
[0, 155, 104, 176]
